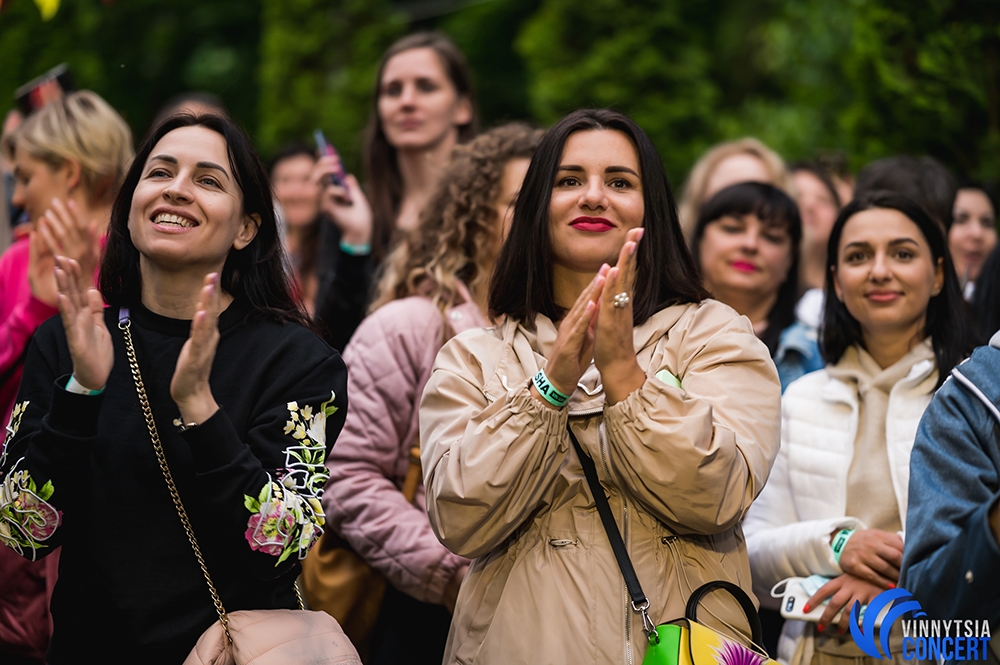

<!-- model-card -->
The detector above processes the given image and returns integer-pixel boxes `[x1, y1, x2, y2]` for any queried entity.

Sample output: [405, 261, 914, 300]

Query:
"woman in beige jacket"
[419, 109, 782, 664]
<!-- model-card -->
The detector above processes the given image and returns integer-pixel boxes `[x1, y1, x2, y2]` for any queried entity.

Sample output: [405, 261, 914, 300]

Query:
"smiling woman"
[744, 192, 976, 665]
[0, 114, 355, 664]
[420, 109, 782, 665]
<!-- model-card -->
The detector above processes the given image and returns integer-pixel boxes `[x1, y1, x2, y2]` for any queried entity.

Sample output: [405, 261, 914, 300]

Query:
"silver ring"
[612, 292, 630, 308]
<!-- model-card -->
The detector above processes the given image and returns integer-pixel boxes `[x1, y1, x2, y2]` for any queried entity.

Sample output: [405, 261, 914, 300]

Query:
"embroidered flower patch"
[243, 392, 338, 565]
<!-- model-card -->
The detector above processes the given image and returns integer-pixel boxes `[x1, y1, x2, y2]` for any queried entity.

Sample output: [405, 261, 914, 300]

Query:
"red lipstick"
[731, 260, 757, 273]
[570, 216, 614, 232]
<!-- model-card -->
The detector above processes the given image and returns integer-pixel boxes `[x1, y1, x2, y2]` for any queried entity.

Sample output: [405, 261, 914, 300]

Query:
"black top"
[313, 219, 375, 353]
[0, 299, 347, 664]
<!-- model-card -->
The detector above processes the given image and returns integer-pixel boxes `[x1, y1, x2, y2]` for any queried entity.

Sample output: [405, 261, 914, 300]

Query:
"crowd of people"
[0, 29, 998, 665]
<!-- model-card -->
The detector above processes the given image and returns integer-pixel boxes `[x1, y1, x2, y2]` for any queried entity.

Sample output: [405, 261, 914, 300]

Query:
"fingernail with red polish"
[803, 604, 810, 613]
[838, 627, 845, 635]
[888, 583, 895, 589]
[817, 624, 825, 633]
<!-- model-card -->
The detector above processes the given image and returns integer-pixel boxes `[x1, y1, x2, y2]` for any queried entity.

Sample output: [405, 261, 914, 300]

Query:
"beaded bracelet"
[532, 369, 570, 408]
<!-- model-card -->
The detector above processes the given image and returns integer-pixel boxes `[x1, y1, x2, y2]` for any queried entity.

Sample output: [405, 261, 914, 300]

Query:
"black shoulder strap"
[566, 425, 648, 609]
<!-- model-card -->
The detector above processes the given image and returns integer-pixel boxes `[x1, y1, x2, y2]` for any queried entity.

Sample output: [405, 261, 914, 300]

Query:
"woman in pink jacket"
[0, 91, 132, 665]
[322, 123, 540, 665]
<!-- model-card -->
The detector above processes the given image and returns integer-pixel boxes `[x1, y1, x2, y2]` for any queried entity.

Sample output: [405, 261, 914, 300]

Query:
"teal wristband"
[65, 375, 104, 396]
[339, 239, 372, 256]
[532, 369, 570, 408]
[831, 528, 855, 564]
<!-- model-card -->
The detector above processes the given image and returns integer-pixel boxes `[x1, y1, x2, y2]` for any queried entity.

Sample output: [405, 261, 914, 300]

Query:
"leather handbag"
[298, 445, 423, 658]
[118, 311, 361, 665]
[565, 426, 777, 665]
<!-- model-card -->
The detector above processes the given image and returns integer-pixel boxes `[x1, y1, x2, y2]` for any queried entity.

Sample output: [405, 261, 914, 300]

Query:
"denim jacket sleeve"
[899, 349, 1000, 623]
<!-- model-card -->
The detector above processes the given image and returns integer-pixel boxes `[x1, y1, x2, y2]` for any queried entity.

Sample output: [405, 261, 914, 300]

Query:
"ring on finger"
[612, 292, 630, 309]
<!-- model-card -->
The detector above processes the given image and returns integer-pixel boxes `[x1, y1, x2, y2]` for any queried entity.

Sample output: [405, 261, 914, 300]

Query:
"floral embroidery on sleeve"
[0, 401, 62, 560]
[244, 392, 337, 565]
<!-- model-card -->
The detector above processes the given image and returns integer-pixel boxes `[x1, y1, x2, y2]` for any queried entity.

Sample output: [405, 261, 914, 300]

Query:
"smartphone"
[15, 64, 74, 115]
[773, 577, 828, 622]
[313, 129, 346, 187]
[772, 576, 879, 626]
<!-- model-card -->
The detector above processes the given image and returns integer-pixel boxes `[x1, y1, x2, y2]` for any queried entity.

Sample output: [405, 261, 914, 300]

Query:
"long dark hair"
[100, 113, 309, 327]
[690, 182, 802, 356]
[364, 31, 478, 262]
[821, 191, 974, 386]
[489, 108, 708, 327]
[971, 244, 1000, 345]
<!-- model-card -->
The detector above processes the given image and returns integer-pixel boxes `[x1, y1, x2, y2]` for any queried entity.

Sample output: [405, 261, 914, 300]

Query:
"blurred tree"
[257, 0, 406, 169]
[0, 0, 260, 140]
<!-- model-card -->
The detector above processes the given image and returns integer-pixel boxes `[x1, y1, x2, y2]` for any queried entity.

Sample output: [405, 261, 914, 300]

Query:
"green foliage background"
[1, 0, 997, 184]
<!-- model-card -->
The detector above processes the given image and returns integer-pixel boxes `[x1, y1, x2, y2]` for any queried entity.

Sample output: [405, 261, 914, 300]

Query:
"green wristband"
[532, 369, 570, 408]
[339, 239, 372, 256]
[831, 528, 855, 564]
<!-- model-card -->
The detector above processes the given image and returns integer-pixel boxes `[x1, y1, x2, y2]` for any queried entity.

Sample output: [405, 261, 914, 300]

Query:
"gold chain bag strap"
[117, 309, 361, 665]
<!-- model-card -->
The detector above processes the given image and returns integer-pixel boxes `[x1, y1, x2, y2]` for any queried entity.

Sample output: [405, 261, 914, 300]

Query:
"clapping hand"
[31, 198, 102, 307]
[170, 273, 222, 426]
[536, 227, 647, 407]
[593, 228, 646, 404]
[54, 256, 113, 391]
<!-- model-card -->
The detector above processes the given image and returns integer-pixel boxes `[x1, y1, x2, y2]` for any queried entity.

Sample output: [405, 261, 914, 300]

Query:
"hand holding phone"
[313, 129, 347, 187]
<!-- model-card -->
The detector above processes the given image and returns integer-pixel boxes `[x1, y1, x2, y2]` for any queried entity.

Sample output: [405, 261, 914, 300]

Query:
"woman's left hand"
[805, 573, 885, 635]
[594, 227, 646, 404]
[170, 273, 222, 426]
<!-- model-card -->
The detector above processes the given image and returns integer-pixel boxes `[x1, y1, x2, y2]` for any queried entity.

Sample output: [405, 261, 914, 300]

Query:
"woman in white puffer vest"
[744, 191, 976, 665]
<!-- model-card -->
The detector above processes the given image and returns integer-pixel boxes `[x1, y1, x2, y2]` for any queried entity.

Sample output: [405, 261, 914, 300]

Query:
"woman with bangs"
[744, 192, 976, 665]
[691, 182, 823, 390]
[419, 109, 780, 664]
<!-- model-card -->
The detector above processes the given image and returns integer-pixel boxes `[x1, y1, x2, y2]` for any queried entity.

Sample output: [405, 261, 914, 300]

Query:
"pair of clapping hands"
[804, 528, 904, 634]
[530, 228, 647, 408]
[55, 256, 223, 428]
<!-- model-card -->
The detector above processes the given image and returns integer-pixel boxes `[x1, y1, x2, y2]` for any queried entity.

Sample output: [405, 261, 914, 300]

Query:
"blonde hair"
[13, 91, 133, 204]
[370, 123, 541, 313]
[678, 137, 791, 240]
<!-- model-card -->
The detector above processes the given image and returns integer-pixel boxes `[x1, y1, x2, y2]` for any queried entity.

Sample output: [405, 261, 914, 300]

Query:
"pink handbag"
[119, 314, 361, 665]
[183, 609, 361, 665]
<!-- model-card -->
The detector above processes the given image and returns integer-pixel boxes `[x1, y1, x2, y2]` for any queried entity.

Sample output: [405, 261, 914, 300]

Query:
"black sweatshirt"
[0, 299, 347, 664]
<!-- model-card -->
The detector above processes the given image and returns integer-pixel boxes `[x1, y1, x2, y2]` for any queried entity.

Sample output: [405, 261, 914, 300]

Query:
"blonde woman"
[678, 137, 792, 240]
[0, 91, 132, 664]
[323, 124, 540, 665]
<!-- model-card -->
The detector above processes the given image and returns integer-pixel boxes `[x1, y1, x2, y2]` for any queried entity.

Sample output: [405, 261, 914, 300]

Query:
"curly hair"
[370, 123, 541, 313]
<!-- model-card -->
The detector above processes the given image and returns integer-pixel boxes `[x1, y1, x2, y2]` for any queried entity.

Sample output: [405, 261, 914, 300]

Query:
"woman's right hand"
[313, 156, 373, 247]
[55, 255, 113, 390]
[836, 528, 903, 588]
[534, 266, 608, 403]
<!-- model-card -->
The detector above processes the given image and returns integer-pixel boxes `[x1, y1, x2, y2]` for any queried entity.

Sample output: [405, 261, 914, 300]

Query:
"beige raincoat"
[420, 299, 781, 665]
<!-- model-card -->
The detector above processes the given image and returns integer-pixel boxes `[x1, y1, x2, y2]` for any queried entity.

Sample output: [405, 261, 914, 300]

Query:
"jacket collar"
[991, 329, 1000, 349]
[443, 280, 489, 335]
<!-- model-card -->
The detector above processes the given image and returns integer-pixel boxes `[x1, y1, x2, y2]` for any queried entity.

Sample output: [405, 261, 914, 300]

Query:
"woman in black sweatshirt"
[0, 113, 348, 664]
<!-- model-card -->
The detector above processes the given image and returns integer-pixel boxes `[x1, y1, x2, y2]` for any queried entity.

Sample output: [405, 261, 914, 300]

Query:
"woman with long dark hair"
[419, 109, 781, 664]
[310, 32, 476, 349]
[0, 114, 348, 664]
[744, 192, 976, 665]
[691, 182, 822, 390]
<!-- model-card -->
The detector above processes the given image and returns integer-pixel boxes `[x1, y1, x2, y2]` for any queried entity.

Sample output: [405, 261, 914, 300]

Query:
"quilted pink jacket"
[323, 285, 485, 604]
